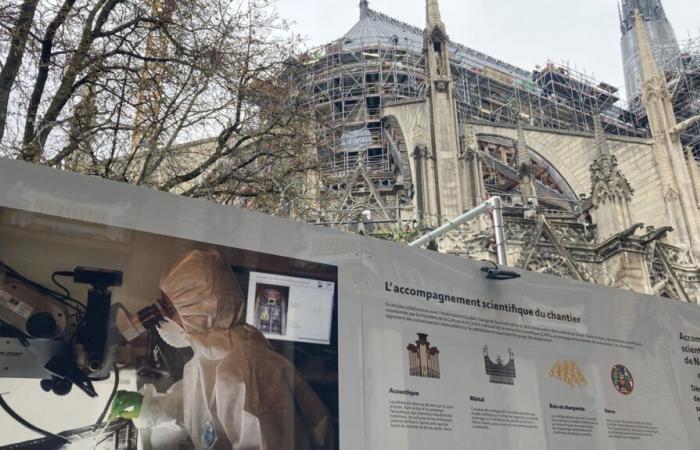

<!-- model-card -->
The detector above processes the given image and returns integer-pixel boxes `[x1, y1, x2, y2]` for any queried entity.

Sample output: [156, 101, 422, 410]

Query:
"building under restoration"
[620, 0, 700, 157]
[302, 0, 656, 230]
[299, 0, 700, 304]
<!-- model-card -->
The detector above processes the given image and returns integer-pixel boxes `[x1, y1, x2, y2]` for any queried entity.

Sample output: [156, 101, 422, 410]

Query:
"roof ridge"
[366, 8, 423, 34]
[363, 7, 528, 77]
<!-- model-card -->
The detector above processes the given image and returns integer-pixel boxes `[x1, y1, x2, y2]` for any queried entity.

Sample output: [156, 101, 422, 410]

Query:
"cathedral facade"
[302, 0, 700, 302]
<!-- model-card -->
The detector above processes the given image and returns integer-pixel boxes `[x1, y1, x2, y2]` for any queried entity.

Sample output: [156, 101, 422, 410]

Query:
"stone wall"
[470, 122, 668, 230]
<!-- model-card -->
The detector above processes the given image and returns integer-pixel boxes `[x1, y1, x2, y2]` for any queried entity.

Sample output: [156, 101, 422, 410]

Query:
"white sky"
[276, 0, 700, 102]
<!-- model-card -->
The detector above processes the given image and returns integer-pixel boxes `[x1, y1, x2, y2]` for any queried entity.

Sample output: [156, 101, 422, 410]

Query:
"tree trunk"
[0, 0, 40, 143]
[21, 0, 121, 162]
[22, 0, 77, 149]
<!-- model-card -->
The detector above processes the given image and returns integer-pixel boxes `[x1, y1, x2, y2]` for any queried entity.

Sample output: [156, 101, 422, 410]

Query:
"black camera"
[73, 267, 123, 289]
[73, 267, 123, 375]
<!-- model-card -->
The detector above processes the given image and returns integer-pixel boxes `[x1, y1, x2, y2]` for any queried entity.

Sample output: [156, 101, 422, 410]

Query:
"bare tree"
[0, 0, 318, 215]
[0, 0, 40, 142]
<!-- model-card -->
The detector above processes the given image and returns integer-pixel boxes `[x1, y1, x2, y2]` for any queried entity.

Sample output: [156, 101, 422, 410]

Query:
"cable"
[51, 271, 73, 299]
[51, 271, 88, 316]
[0, 261, 85, 313]
[93, 364, 119, 432]
[480, 259, 498, 270]
[0, 393, 70, 444]
[0, 260, 85, 317]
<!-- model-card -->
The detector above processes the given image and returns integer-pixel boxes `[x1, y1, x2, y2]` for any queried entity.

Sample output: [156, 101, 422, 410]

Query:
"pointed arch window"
[478, 135, 578, 212]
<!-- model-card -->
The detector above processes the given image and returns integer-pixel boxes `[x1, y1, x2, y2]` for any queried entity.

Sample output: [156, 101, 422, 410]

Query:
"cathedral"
[301, 0, 700, 302]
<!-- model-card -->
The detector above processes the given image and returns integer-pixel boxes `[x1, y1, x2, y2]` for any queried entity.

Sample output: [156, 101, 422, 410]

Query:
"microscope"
[0, 265, 123, 397]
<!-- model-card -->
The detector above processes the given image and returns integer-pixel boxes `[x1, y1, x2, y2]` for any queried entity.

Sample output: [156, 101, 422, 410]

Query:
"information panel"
[662, 300, 700, 444]
[361, 239, 694, 450]
[2, 158, 700, 450]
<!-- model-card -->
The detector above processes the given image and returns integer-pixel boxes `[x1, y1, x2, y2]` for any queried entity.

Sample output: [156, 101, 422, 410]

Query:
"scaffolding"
[300, 13, 651, 183]
[453, 60, 647, 137]
[298, 7, 652, 224]
[659, 37, 700, 157]
[624, 37, 700, 157]
[301, 36, 427, 177]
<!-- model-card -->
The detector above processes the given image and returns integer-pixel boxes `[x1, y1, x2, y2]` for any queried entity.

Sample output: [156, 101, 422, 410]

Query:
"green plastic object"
[109, 390, 144, 420]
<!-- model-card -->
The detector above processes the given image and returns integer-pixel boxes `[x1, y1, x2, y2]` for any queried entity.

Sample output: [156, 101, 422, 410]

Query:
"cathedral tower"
[422, 0, 466, 225]
[635, 10, 700, 249]
[619, 0, 680, 104]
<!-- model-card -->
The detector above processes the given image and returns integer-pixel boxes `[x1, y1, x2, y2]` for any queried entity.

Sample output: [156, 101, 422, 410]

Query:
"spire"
[359, 0, 369, 19]
[618, 1, 623, 31]
[620, 0, 668, 32]
[620, 1, 678, 103]
[424, 0, 450, 79]
[589, 112, 633, 207]
[419, 0, 465, 227]
[589, 138, 633, 205]
[635, 4, 700, 248]
[426, 0, 445, 31]
[634, 9, 665, 86]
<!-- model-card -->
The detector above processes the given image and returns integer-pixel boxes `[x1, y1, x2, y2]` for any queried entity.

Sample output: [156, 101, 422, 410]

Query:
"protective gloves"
[109, 390, 143, 420]
[157, 317, 191, 348]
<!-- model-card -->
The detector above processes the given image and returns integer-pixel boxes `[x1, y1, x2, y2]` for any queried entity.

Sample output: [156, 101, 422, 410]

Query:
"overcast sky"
[276, 0, 700, 103]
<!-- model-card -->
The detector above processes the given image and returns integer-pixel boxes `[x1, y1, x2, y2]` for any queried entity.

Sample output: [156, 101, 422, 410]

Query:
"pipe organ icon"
[407, 333, 440, 378]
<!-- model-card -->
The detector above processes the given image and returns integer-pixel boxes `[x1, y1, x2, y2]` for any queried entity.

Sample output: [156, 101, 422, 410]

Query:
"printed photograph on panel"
[253, 284, 289, 336]
[0, 206, 339, 449]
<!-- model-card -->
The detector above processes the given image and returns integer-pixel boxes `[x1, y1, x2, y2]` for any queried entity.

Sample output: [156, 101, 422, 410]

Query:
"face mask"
[157, 317, 191, 348]
[179, 310, 214, 333]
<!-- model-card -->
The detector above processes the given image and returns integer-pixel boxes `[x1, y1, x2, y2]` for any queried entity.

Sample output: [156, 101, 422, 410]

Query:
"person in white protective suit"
[134, 248, 335, 450]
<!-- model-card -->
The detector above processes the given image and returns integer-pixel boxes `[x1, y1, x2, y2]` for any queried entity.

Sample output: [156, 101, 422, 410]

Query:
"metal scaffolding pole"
[409, 197, 508, 266]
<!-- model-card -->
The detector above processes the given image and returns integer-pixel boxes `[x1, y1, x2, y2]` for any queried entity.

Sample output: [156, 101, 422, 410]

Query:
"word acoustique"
[384, 281, 581, 324]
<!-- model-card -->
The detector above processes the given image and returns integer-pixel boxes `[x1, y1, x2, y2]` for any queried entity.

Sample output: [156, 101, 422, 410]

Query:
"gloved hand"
[109, 390, 144, 421]
[157, 317, 191, 348]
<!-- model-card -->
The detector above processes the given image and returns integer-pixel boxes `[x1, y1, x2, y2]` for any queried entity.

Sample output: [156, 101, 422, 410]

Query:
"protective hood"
[159, 249, 246, 333]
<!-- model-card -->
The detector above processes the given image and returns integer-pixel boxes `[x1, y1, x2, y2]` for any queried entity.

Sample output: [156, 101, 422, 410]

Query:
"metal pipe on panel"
[409, 196, 509, 267]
